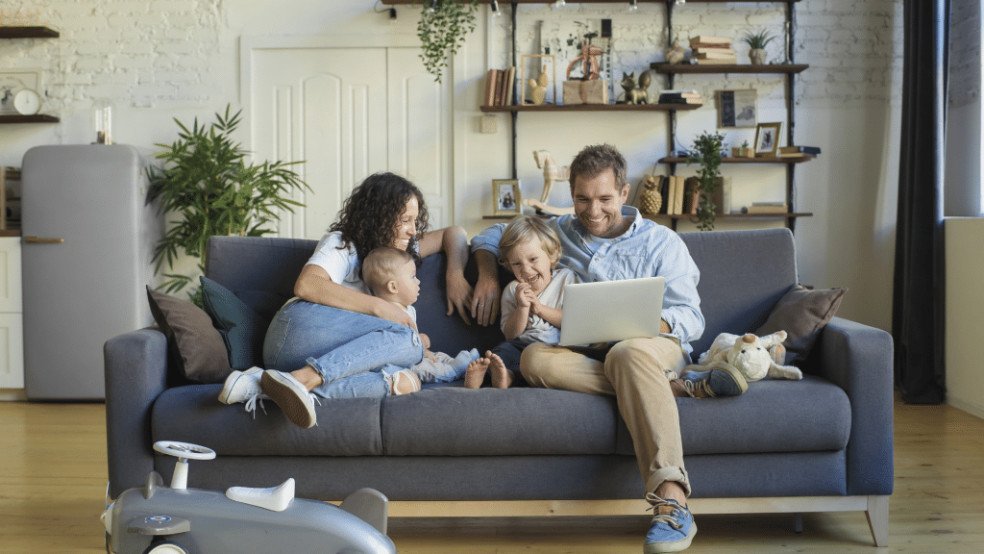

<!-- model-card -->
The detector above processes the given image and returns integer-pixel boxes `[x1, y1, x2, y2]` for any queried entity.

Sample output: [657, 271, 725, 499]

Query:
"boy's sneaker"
[644, 496, 697, 553]
[260, 370, 318, 429]
[678, 361, 748, 398]
[218, 367, 263, 405]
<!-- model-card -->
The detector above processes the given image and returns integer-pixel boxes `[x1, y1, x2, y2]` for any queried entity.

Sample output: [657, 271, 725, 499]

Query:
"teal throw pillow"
[200, 276, 269, 370]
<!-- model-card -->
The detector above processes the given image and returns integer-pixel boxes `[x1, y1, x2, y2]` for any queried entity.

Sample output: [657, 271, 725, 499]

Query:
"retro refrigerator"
[21, 145, 160, 400]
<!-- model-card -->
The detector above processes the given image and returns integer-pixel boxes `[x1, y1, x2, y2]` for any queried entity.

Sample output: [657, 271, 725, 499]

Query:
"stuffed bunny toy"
[697, 331, 803, 382]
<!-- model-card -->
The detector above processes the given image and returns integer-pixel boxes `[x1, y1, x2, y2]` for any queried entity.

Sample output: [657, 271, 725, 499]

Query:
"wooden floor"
[0, 399, 982, 553]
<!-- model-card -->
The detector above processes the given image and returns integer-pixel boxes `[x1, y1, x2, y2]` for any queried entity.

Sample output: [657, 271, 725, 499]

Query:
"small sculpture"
[532, 150, 570, 203]
[529, 70, 549, 105]
[566, 35, 605, 81]
[666, 38, 686, 65]
[620, 71, 651, 105]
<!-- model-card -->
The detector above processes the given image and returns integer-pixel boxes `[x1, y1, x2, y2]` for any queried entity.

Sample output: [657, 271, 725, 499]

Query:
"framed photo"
[716, 89, 757, 128]
[754, 122, 782, 157]
[0, 69, 41, 115]
[492, 179, 522, 216]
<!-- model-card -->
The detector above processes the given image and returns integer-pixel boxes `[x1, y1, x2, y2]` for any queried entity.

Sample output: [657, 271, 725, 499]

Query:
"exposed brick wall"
[0, 0, 222, 111]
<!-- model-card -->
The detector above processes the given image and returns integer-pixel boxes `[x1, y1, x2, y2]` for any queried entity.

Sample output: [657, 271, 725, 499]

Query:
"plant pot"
[749, 48, 767, 65]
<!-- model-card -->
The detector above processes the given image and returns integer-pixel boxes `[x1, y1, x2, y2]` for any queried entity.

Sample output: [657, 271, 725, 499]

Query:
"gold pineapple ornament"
[637, 175, 662, 215]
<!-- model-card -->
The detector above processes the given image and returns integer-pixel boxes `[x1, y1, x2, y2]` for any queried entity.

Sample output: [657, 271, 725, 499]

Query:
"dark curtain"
[892, 0, 949, 404]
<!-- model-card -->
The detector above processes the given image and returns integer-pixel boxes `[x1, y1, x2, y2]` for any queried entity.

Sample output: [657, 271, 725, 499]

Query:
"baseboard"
[383, 496, 875, 518]
[0, 389, 27, 401]
[947, 396, 984, 420]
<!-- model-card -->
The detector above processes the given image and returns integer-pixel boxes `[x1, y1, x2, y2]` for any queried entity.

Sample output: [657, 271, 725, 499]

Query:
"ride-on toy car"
[101, 441, 395, 553]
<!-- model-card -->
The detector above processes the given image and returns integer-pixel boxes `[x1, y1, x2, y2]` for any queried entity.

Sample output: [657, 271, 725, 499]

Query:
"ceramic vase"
[749, 48, 767, 65]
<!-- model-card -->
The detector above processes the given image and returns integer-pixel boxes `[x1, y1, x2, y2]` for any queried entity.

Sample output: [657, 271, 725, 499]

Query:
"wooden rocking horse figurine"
[524, 150, 576, 216]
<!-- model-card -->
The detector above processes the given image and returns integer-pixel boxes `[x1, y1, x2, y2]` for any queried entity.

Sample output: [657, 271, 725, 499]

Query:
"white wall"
[945, 218, 984, 419]
[0, 0, 902, 331]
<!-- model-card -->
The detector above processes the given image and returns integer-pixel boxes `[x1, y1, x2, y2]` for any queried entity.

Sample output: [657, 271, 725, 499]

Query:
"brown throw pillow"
[147, 286, 232, 383]
[755, 284, 847, 364]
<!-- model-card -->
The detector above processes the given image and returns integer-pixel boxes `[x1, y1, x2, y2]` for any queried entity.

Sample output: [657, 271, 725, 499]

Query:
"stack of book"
[778, 145, 822, 159]
[689, 35, 736, 65]
[743, 201, 788, 215]
[656, 89, 703, 106]
[483, 67, 516, 108]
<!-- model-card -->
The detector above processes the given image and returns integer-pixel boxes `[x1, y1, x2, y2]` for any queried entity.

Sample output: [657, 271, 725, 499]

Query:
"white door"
[250, 46, 451, 239]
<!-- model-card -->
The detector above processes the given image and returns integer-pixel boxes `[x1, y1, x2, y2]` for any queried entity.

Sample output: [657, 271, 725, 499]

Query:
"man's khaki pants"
[520, 337, 691, 496]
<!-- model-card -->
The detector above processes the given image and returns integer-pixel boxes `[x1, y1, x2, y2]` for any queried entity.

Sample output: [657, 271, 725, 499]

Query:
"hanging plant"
[688, 131, 726, 231]
[146, 105, 310, 303]
[417, 0, 478, 82]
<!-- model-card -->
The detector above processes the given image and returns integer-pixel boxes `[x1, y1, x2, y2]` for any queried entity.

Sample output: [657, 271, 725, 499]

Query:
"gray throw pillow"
[755, 284, 847, 364]
[146, 286, 232, 383]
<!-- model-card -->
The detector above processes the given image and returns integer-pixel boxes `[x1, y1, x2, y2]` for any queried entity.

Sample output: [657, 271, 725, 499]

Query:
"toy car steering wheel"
[153, 441, 216, 490]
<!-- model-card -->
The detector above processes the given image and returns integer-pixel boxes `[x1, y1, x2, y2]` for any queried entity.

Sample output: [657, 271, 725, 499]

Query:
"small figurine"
[666, 37, 686, 65]
[532, 149, 570, 203]
[529, 70, 549, 105]
[620, 71, 651, 105]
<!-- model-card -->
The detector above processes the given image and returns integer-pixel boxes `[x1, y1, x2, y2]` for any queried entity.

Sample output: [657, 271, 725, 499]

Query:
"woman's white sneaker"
[218, 367, 264, 405]
[260, 370, 318, 429]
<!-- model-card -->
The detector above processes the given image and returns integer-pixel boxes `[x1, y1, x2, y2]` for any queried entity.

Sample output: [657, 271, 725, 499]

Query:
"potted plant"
[688, 131, 726, 231]
[732, 140, 753, 159]
[147, 105, 310, 303]
[743, 29, 775, 65]
[417, 0, 478, 82]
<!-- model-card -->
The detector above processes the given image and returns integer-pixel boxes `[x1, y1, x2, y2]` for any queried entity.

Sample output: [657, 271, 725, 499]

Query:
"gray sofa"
[105, 228, 893, 545]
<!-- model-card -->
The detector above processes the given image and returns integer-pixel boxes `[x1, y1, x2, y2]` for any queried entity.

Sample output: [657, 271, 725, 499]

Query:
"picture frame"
[0, 69, 41, 115]
[519, 54, 557, 105]
[716, 89, 757, 128]
[492, 179, 522, 216]
[754, 122, 782, 157]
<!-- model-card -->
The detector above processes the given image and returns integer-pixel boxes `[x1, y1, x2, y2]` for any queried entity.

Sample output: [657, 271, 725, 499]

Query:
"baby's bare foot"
[488, 352, 513, 389]
[464, 357, 490, 389]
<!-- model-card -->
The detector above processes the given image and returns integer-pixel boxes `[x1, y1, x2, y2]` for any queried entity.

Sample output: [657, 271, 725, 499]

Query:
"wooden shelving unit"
[0, 114, 60, 124]
[0, 26, 59, 39]
[660, 155, 815, 165]
[481, 103, 701, 113]
[651, 63, 808, 75]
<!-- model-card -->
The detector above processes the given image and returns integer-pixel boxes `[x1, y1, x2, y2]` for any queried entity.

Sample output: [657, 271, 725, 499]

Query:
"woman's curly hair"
[329, 172, 430, 263]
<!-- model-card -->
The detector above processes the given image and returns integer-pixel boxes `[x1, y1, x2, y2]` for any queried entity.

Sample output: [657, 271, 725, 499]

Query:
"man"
[470, 144, 746, 553]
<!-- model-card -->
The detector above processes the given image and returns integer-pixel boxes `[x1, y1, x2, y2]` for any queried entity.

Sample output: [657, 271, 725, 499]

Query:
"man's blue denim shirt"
[471, 205, 705, 356]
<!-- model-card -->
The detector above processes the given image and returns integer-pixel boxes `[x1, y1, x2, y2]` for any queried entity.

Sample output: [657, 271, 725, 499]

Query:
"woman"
[218, 172, 472, 428]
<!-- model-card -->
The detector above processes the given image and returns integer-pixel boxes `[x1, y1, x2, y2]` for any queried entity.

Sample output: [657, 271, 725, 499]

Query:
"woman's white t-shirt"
[305, 231, 369, 294]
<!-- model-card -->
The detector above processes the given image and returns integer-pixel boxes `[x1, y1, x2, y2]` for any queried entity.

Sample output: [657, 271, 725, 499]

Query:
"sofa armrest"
[813, 316, 894, 496]
[104, 328, 169, 499]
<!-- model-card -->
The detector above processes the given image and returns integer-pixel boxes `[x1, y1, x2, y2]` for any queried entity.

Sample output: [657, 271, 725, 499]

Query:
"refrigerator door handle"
[23, 235, 65, 244]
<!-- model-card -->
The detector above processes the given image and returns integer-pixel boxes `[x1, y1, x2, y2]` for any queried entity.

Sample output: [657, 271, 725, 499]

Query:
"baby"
[361, 247, 482, 394]
[465, 216, 576, 388]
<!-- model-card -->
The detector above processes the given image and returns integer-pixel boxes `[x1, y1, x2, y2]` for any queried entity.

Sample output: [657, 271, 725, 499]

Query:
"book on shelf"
[484, 69, 497, 107]
[780, 145, 821, 156]
[660, 176, 670, 214]
[658, 96, 702, 105]
[658, 89, 701, 98]
[504, 66, 515, 106]
[684, 177, 700, 215]
[496, 67, 509, 106]
[673, 175, 685, 215]
[665, 176, 677, 215]
[694, 51, 738, 60]
[690, 35, 731, 48]
[694, 56, 738, 65]
[744, 201, 788, 215]
[693, 46, 734, 56]
[710, 176, 732, 215]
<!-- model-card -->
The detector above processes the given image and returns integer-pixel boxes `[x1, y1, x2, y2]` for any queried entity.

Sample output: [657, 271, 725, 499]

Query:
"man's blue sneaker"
[679, 361, 748, 398]
[644, 497, 696, 553]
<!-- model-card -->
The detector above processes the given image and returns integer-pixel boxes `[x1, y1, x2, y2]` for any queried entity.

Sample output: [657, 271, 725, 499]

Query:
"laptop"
[559, 276, 666, 347]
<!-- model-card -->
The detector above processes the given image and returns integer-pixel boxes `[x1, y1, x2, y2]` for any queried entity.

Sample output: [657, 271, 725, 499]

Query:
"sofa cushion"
[381, 387, 619, 456]
[200, 276, 269, 370]
[146, 287, 231, 383]
[152, 385, 383, 456]
[616, 375, 851, 456]
[756, 284, 846, 363]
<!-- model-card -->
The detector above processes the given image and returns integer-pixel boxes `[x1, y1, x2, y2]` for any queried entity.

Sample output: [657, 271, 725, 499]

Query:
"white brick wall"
[949, 0, 980, 108]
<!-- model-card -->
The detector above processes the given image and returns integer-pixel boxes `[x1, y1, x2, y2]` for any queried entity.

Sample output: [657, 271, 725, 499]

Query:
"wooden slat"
[0, 26, 59, 39]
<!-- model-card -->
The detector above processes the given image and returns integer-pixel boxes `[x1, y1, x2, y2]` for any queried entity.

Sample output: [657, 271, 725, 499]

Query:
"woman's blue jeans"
[263, 300, 423, 399]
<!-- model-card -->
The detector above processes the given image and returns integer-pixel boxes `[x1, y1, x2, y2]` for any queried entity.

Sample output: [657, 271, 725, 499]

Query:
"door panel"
[250, 46, 451, 238]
